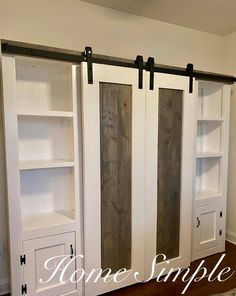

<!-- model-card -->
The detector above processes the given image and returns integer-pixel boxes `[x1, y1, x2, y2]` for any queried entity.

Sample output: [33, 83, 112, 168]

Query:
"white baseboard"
[226, 230, 236, 245]
[0, 278, 9, 295]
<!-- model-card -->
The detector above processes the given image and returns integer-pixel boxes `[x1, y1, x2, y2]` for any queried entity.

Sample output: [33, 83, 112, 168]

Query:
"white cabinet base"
[23, 232, 77, 296]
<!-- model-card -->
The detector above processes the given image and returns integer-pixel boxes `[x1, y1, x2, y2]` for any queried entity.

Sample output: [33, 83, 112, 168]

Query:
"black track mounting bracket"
[135, 55, 144, 89]
[84, 46, 93, 84]
[146, 57, 155, 90]
[187, 63, 194, 93]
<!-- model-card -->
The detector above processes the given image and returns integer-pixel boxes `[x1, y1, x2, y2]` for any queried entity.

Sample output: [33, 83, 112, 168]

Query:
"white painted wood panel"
[1, 55, 23, 295]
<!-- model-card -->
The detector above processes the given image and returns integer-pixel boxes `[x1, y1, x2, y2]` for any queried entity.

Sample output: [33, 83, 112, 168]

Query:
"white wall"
[0, 0, 224, 71]
[0, 0, 228, 294]
[222, 32, 236, 244]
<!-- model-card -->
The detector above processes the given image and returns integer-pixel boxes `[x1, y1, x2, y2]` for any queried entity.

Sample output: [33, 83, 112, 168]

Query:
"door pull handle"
[197, 217, 201, 228]
[70, 244, 74, 259]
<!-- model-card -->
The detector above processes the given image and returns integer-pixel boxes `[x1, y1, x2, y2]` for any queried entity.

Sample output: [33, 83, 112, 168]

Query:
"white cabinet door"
[145, 73, 195, 279]
[192, 204, 224, 260]
[23, 232, 77, 296]
[81, 63, 146, 295]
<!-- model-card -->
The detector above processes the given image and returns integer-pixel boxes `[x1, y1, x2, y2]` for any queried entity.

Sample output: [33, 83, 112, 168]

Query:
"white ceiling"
[81, 0, 236, 36]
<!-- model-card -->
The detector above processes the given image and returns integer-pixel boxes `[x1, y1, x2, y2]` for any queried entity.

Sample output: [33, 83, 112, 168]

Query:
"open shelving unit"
[15, 57, 78, 235]
[2, 53, 82, 295]
[194, 81, 227, 203]
[4, 55, 81, 238]
[192, 80, 230, 261]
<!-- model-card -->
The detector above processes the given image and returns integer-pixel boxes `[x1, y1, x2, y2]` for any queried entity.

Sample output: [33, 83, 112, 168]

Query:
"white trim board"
[0, 278, 9, 296]
[226, 230, 236, 245]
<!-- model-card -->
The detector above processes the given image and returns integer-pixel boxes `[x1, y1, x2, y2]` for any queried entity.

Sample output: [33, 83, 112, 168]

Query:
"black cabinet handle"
[197, 217, 201, 228]
[70, 244, 74, 259]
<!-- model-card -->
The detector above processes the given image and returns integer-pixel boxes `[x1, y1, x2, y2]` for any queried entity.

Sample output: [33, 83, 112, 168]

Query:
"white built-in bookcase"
[1, 49, 231, 295]
[17, 58, 76, 228]
[2, 55, 82, 296]
[192, 81, 230, 260]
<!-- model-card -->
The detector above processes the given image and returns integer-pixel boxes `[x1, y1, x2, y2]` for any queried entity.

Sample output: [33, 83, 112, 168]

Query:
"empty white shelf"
[196, 190, 222, 200]
[18, 110, 74, 118]
[196, 152, 223, 158]
[197, 117, 224, 122]
[22, 210, 75, 231]
[20, 160, 75, 170]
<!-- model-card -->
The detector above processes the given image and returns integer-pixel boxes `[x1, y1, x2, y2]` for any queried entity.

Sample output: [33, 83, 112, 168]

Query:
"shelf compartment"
[197, 121, 222, 155]
[20, 160, 75, 170]
[22, 210, 75, 231]
[18, 117, 74, 162]
[197, 82, 223, 119]
[16, 56, 73, 112]
[20, 167, 75, 217]
[18, 111, 74, 118]
[195, 158, 221, 201]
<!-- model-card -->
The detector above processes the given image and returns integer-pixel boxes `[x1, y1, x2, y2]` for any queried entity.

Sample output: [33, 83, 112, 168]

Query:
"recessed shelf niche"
[20, 167, 75, 220]
[195, 157, 221, 200]
[197, 82, 223, 119]
[18, 117, 74, 163]
[197, 121, 222, 155]
[16, 56, 73, 112]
